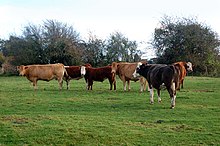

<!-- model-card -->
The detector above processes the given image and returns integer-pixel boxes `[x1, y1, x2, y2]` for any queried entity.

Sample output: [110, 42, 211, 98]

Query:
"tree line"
[0, 16, 220, 76]
[0, 20, 141, 74]
[151, 16, 220, 76]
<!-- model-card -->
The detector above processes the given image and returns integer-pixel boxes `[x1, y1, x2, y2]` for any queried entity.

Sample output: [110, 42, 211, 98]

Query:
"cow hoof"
[150, 102, 154, 104]
[170, 106, 175, 109]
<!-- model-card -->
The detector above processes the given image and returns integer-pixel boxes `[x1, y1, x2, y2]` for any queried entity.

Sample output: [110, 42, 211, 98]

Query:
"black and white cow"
[133, 63, 180, 109]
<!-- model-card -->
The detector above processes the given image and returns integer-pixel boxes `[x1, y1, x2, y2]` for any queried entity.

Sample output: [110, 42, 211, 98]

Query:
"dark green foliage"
[152, 16, 220, 76]
[1, 20, 82, 67]
[83, 33, 107, 67]
[106, 32, 140, 63]
[0, 21, 141, 72]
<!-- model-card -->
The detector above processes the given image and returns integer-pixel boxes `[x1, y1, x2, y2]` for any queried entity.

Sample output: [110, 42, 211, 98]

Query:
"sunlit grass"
[0, 76, 220, 145]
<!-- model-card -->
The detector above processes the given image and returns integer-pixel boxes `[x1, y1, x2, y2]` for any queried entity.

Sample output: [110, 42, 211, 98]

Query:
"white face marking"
[132, 62, 143, 78]
[187, 62, 193, 71]
[80, 66, 86, 75]
[132, 70, 138, 78]
[137, 62, 142, 68]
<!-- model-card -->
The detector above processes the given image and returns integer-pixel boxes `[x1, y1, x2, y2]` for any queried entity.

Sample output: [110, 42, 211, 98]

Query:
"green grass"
[0, 76, 220, 145]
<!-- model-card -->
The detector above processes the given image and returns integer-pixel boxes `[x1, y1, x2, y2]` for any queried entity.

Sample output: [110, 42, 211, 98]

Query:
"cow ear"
[24, 66, 29, 69]
[142, 63, 147, 67]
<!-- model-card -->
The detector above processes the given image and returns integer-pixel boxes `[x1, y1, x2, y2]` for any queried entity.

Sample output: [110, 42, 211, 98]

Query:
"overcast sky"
[1, 0, 220, 55]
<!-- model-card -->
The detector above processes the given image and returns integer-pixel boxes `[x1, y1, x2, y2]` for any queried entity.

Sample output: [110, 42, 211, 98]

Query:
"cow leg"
[147, 85, 150, 92]
[149, 87, 154, 104]
[167, 82, 176, 109]
[113, 80, 116, 90]
[139, 77, 146, 92]
[66, 79, 70, 90]
[33, 80, 38, 90]
[176, 81, 181, 90]
[87, 82, 90, 90]
[108, 78, 113, 90]
[140, 80, 144, 92]
[86, 82, 89, 90]
[58, 77, 63, 90]
[144, 80, 148, 92]
[181, 79, 184, 89]
[156, 89, 162, 103]
[128, 80, 131, 91]
[85, 79, 88, 89]
[63, 77, 69, 90]
[88, 80, 93, 90]
[110, 83, 113, 90]
[123, 81, 127, 91]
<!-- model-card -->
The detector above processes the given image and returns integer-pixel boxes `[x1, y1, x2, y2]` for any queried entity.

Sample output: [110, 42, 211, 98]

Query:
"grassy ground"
[0, 76, 220, 145]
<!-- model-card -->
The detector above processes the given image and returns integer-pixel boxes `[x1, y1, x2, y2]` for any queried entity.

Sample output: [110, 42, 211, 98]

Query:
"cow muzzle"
[80, 66, 86, 76]
[132, 70, 140, 78]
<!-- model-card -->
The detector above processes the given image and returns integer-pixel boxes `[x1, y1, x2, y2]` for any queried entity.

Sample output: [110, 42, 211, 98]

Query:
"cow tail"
[63, 67, 68, 78]
[171, 65, 180, 90]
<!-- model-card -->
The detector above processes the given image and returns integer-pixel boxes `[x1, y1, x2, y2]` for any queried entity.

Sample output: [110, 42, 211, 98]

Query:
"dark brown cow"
[84, 66, 116, 90]
[64, 64, 92, 89]
[111, 62, 147, 92]
[173, 61, 193, 90]
[133, 63, 180, 109]
[17, 63, 65, 90]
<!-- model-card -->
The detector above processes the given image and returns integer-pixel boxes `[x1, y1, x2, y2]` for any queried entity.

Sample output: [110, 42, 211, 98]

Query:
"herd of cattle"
[16, 61, 193, 109]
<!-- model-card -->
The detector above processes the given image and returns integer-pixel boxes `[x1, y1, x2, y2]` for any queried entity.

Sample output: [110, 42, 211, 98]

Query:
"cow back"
[65, 66, 81, 78]
[173, 62, 187, 81]
[23, 64, 65, 81]
[85, 66, 113, 82]
[117, 63, 140, 81]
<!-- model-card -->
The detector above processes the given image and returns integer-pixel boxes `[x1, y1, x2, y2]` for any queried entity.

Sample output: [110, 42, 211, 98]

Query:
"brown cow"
[64, 64, 91, 89]
[173, 61, 193, 90]
[17, 63, 65, 90]
[111, 62, 147, 92]
[84, 66, 116, 90]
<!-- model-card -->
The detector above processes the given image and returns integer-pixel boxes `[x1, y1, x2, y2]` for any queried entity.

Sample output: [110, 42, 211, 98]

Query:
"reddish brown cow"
[84, 66, 116, 90]
[64, 64, 92, 89]
[173, 61, 193, 90]
[111, 62, 147, 92]
[17, 63, 65, 90]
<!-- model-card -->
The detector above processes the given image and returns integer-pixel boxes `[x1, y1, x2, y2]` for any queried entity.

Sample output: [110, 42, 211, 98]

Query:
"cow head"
[80, 66, 86, 76]
[186, 62, 193, 72]
[16, 65, 28, 76]
[111, 62, 119, 75]
[132, 62, 143, 78]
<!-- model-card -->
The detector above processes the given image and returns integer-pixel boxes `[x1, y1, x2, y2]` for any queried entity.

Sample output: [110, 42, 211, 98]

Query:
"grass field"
[0, 76, 220, 145]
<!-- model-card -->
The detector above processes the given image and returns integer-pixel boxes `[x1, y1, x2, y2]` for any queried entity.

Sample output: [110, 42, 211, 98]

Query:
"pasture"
[0, 76, 219, 145]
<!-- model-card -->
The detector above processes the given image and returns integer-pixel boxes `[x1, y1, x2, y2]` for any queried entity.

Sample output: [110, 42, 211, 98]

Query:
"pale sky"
[1, 0, 220, 57]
